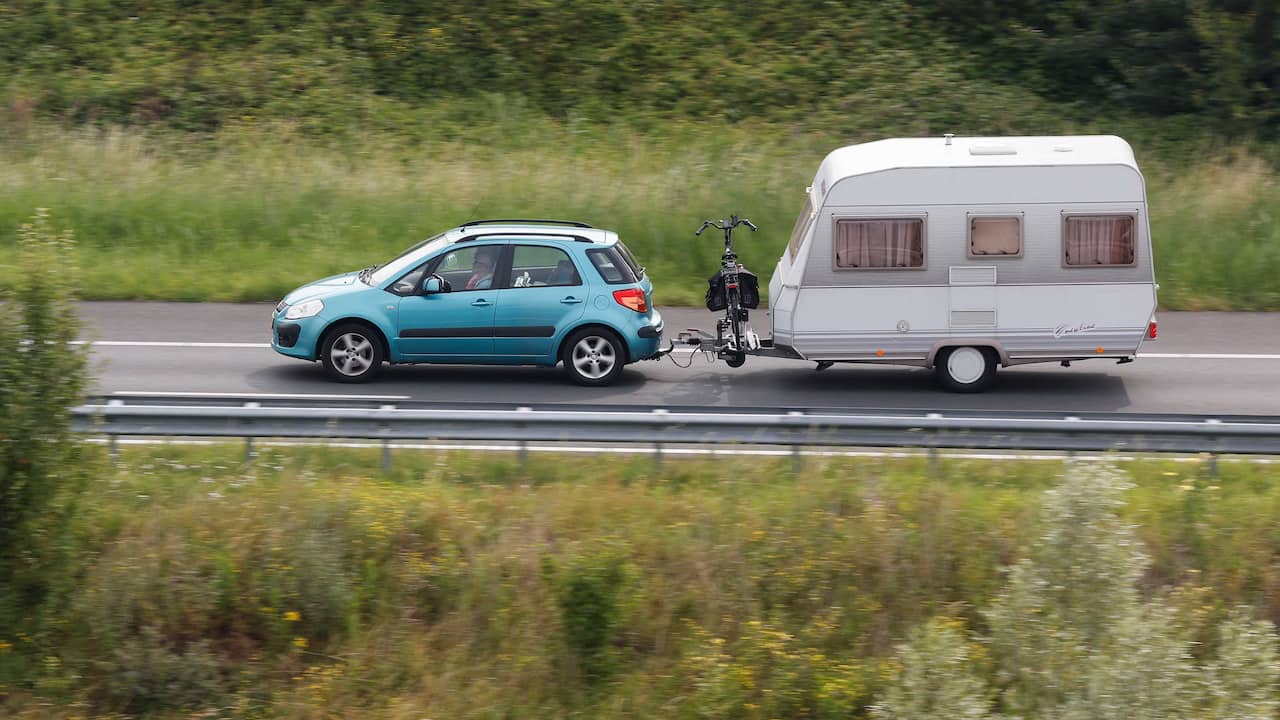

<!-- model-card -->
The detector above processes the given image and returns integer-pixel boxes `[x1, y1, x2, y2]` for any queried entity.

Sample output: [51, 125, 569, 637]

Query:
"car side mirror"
[423, 275, 450, 294]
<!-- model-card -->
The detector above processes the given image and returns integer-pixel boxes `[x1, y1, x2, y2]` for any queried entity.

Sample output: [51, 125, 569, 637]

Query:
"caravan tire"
[935, 346, 998, 393]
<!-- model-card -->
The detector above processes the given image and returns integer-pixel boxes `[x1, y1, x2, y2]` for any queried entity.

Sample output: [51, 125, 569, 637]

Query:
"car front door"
[492, 244, 588, 360]
[393, 243, 506, 360]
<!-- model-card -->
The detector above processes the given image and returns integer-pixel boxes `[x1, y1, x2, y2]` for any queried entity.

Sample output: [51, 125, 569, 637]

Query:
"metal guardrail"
[71, 396, 1280, 460]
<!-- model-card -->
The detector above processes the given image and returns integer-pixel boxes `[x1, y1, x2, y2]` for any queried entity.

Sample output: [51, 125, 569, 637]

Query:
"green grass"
[0, 122, 1278, 309]
[4, 445, 1280, 718]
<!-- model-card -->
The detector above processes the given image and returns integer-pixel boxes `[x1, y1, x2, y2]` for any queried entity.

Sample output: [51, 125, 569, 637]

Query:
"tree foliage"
[1, 0, 1274, 137]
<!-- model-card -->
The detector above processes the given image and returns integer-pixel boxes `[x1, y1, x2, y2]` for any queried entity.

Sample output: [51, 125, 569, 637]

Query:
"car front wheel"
[320, 323, 384, 383]
[563, 328, 625, 386]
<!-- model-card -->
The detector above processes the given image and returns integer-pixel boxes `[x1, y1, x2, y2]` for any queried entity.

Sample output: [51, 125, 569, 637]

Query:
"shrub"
[0, 209, 88, 610]
[878, 463, 1280, 719]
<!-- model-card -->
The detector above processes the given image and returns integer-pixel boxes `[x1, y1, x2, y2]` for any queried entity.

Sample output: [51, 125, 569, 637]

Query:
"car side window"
[586, 247, 637, 284]
[508, 245, 581, 288]
[428, 245, 503, 292]
[388, 264, 428, 296]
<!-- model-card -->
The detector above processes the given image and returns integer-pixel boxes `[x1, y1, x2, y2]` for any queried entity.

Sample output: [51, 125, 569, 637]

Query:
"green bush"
[554, 549, 628, 683]
[877, 463, 1280, 719]
[0, 209, 89, 671]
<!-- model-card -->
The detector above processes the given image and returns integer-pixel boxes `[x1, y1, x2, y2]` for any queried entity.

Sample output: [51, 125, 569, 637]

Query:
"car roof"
[446, 220, 618, 247]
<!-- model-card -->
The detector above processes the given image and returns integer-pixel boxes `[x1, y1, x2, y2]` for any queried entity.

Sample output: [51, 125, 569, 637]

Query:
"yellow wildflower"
[283, 610, 301, 622]
[293, 636, 308, 649]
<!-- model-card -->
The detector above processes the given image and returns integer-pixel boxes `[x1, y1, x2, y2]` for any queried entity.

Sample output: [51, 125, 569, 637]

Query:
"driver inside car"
[465, 249, 497, 290]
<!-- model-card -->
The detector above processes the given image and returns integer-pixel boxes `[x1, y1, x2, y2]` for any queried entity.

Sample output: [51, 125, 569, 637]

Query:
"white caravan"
[765, 135, 1158, 391]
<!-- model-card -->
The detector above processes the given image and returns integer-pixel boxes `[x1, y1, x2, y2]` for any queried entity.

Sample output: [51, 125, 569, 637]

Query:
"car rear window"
[587, 247, 638, 284]
[614, 241, 645, 279]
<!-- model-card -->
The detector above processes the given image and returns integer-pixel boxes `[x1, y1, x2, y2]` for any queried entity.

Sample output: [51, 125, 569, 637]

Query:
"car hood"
[283, 271, 364, 305]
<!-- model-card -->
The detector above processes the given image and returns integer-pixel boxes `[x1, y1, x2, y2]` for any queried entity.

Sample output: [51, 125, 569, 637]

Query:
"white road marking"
[78, 340, 270, 348]
[1138, 352, 1280, 360]
[112, 391, 411, 401]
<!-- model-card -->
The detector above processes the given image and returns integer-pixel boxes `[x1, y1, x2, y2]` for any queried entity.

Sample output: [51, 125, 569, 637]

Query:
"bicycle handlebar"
[695, 215, 758, 236]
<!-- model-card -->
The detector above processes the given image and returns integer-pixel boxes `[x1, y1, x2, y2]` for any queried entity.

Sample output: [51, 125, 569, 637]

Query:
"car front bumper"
[271, 313, 326, 360]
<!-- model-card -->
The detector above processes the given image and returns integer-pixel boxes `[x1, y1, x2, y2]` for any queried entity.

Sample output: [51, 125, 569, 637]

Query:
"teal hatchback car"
[271, 220, 663, 386]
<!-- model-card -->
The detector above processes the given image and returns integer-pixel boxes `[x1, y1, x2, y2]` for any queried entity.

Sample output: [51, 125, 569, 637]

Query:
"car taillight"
[1147, 321, 1158, 340]
[612, 288, 648, 313]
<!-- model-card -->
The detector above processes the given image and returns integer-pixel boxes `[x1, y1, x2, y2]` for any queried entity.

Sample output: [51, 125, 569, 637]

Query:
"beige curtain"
[835, 219, 923, 268]
[1065, 216, 1134, 265]
[971, 217, 1020, 255]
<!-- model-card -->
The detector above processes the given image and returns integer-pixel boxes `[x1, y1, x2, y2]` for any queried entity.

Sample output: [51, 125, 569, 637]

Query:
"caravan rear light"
[612, 288, 648, 313]
[1147, 321, 1158, 339]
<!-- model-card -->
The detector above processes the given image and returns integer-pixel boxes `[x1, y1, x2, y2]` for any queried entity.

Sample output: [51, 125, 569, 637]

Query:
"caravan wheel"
[935, 346, 997, 393]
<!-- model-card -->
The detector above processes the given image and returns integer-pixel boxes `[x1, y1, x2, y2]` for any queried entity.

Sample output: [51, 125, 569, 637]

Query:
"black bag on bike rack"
[705, 267, 760, 311]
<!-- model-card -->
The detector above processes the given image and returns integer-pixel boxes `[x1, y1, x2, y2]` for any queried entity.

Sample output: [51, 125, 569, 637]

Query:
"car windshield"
[366, 233, 450, 285]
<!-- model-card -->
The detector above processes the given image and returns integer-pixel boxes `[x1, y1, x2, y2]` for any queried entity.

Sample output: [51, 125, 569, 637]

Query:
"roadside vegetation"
[0, 1, 1278, 308]
[0, 120, 1277, 308]
[1, 446, 1278, 718]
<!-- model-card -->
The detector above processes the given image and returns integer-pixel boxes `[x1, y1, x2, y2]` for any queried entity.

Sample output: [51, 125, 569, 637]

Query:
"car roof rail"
[454, 231, 594, 244]
[460, 218, 593, 229]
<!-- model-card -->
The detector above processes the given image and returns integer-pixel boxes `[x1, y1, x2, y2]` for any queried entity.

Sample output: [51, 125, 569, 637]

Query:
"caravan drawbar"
[679, 135, 1159, 392]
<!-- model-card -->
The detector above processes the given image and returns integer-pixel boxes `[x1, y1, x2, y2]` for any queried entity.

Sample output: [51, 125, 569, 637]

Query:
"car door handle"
[471, 299, 492, 307]
[560, 297, 583, 304]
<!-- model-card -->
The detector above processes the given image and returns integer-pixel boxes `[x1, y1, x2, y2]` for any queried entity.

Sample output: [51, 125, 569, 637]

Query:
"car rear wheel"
[934, 346, 997, 393]
[320, 323, 384, 383]
[563, 328, 625, 386]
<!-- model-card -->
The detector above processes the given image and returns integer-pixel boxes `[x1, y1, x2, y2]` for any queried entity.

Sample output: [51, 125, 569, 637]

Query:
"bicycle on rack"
[694, 215, 761, 367]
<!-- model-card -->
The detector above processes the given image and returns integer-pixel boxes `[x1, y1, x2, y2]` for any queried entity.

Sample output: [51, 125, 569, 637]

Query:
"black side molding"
[401, 326, 556, 339]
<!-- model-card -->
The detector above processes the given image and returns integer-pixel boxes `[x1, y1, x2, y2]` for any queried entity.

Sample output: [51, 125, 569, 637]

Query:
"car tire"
[562, 327, 626, 386]
[320, 323, 385, 383]
[934, 346, 998, 393]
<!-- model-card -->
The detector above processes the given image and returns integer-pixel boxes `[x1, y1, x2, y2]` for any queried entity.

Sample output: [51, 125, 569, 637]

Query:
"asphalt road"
[78, 302, 1280, 416]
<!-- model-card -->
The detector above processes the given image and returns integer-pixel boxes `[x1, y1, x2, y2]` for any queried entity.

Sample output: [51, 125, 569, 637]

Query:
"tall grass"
[0, 122, 1277, 308]
[3, 446, 1280, 718]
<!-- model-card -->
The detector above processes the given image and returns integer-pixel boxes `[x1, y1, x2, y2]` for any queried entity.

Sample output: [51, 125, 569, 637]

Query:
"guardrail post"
[1204, 419, 1221, 478]
[787, 412, 805, 475]
[654, 442, 663, 469]
[243, 402, 259, 463]
[925, 414, 942, 476]
[108, 434, 119, 465]
[381, 440, 392, 473]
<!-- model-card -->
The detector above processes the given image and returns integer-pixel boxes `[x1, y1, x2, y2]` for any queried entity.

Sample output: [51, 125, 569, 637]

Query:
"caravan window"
[787, 195, 814, 261]
[1063, 215, 1135, 267]
[833, 218, 925, 269]
[969, 216, 1022, 257]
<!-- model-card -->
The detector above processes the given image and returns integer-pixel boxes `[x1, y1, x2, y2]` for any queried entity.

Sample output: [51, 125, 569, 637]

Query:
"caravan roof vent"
[969, 144, 1017, 156]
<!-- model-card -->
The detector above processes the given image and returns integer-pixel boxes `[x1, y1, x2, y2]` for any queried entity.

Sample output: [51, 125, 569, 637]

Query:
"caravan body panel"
[768, 136, 1157, 366]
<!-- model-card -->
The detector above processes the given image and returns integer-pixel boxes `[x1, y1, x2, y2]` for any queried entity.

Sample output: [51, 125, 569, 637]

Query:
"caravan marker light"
[1148, 321, 1158, 339]
[1096, 347, 1105, 354]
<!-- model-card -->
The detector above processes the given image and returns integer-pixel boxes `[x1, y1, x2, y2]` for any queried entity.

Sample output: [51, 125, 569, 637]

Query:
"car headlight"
[284, 299, 324, 320]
